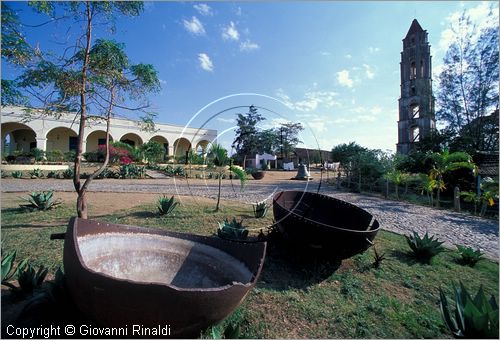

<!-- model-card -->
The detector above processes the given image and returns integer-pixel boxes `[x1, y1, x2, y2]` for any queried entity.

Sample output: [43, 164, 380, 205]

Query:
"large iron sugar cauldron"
[273, 191, 380, 258]
[63, 217, 266, 338]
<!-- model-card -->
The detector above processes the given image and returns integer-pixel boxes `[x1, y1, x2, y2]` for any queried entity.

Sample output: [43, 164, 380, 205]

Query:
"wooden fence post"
[454, 186, 461, 212]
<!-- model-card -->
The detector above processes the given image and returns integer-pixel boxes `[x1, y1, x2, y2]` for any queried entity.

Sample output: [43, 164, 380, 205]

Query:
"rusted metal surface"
[63, 217, 266, 338]
[273, 190, 380, 258]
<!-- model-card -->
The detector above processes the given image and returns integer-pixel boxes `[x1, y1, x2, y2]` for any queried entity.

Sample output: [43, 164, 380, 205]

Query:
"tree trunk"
[395, 185, 399, 200]
[74, 2, 93, 219]
[242, 154, 247, 170]
[436, 188, 441, 208]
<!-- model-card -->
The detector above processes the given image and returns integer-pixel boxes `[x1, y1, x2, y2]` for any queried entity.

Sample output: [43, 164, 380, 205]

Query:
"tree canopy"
[436, 9, 499, 154]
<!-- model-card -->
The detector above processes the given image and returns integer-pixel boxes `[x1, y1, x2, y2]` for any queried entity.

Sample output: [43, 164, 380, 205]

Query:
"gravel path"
[2, 178, 498, 260]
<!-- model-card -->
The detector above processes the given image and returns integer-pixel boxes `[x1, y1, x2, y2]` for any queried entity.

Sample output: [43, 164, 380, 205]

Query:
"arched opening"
[195, 140, 210, 156]
[150, 135, 169, 159]
[409, 103, 420, 119]
[120, 133, 143, 148]
[420, 59, 425, 77]
[173, 137, 191, 157]
[1, 122, 37, 155]
[410, 126, 420, 142]
[46, 127, 78, 153]
[410, 61, 416, 79]
[86, 130, 114, 152]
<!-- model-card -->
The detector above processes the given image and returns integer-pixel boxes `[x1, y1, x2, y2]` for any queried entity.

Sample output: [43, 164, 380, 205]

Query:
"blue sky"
[3, 1, 498, 153]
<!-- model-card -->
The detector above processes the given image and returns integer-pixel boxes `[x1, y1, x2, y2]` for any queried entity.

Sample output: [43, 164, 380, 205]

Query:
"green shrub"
[30, 148, 45, 162]
[62, 167, 74, 179]
[405, 231, 444, 263]
[45, 150, 65, 162]
[1, 170, 7, 178]
[253, 201, 269, 218]
[19, 191, 62, 211]
[440, 282, 498, 338]
[157, 195, 179, 216]
[141, 140, 164, 164]
[217, 218, 248, 241]
[456, 245, 483, 267]
[11, 171, 23, 179]
[64, 150, 76, 162]
[29, 168, 44, 178]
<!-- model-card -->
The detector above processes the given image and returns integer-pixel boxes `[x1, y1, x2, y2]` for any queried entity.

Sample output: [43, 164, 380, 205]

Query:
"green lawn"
[1, 198, 498, 338]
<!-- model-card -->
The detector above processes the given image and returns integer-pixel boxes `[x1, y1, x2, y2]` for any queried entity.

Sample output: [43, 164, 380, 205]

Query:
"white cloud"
[345, 54, 352, 59]
[240, 40, 260, 51]
[368, 46, 380, 53]
[183, 16, 205, 35]
[198, 53, 214, 72]
[159, 79, 167, 85]
[276, 89, 340, 112]
[194, 3, 213, 16]
[362, 64, 375, 79]
[216, 117, 235, 123]
[370, 106, 382, 115]
[320, 51, 331, 56]
[235, 7, 242, 16]
[222, 21, 240, 41]
[438, 2, 498, 53]
[336, 70, 354, 88]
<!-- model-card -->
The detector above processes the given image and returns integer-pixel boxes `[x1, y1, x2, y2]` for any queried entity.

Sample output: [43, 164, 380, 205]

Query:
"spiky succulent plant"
[405, 231, 444, 263]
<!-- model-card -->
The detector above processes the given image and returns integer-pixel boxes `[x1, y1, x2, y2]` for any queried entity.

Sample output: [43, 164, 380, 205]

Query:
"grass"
[1, 197, 498, 338]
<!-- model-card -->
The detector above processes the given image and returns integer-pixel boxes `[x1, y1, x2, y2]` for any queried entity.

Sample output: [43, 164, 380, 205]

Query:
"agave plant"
[62, 167, 74, 179]
[405, 231, 445, 263]
[29, 168, 44, 178]
[46, 171, 60, 179]
[11, 170, 23, 179]
[19, 191, 62, 211]
[456, 245, 483, 267]
[253, 201, 269, 218]
[1, 251, 29, 289]
[157, 195, 179, 216]
[440, 282, 499, 338]
[372, 246, 386, 268]
[17, 263, 49, 294]
[217, 218, 248, 241]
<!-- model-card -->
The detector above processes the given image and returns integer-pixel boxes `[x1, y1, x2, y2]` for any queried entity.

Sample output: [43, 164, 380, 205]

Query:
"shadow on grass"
[389, 249, 420, 266]
[1, 223, 66, 229]
[257, 240, 343, 291]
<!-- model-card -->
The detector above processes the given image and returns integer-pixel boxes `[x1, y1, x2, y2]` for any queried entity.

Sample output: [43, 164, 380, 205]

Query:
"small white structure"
[324, 162, 340, 171]
[245, 153, 277, 169]
[1, 106, 217, 157]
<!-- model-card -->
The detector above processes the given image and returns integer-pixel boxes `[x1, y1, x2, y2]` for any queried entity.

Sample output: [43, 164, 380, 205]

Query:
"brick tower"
[397, 19, 436, 154]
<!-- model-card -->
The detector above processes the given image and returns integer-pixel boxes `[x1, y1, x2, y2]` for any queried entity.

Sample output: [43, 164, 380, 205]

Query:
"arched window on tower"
[420, 60, 425, 77]
[410, 126, 420, 142]
[409, 103, 420, 119]
[410, 62, 416, 79]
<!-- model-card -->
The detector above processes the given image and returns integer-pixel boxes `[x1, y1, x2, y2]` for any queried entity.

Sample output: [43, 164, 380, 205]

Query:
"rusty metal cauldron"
[62, 217, 266, 338]
[272, 190, 380, 258]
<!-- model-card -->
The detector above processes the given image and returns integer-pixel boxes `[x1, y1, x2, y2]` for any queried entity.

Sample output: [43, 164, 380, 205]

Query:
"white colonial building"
[1, 106, 217, 157]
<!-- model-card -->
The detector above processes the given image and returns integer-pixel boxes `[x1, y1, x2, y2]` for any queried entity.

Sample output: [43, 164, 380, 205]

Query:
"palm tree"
[208, 143, 246, 212]
[417, 173, 436, 206]
[427, 150, 476, 208]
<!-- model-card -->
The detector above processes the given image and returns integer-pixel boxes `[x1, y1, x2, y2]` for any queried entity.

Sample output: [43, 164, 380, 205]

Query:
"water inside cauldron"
[78, 233, 253, 288]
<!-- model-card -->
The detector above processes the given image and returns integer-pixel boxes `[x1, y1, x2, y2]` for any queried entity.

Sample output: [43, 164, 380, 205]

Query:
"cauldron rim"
[273, 190, 380, 234]
[68, 217, 265, 292]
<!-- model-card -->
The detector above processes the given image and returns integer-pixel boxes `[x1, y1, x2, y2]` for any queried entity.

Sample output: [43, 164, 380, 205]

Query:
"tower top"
[405, 19, 424, 37]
